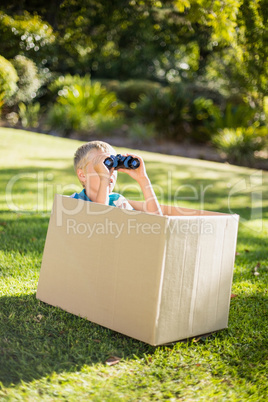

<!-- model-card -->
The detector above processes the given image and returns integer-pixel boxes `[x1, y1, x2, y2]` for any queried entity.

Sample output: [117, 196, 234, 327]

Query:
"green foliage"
[214, 103, 259, 130]
[0, 11, 55, 96]
[0, 55, 18, 103]
[101, 79, 162, 105]
[134, 84, 225, 142]
[237, 0, 268, 96]
[129, 122, 156, 143]
[47, 75, 123, 136]
[0, 1, 267, 104]
[135, 84, 189, 140]
[213, 126, 267, 166]
[52, 0, 245, 81]
[174, 0, 242, 44]
[48, 74, 85, 97]
[8, 55, 42, 105]
[18, 102, 41, 128]
[0, 1, 267, 145]
[0, 11, 55, 63]
[188, 97, 221, 142]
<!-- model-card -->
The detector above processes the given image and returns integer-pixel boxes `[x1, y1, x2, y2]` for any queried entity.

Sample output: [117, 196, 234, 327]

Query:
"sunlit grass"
[0, 127, 267, 401]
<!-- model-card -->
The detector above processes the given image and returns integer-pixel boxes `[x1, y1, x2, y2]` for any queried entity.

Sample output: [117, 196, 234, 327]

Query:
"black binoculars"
[104, 154, 140, 170]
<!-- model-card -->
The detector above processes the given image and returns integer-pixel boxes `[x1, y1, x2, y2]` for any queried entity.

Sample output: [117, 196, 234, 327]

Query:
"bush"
[135, 84, 189, 140]
[48, 74, 84, 98]
[98, 80, 233, 143]
[212, 126, 267, 166]
[133, 83, 225, 142]
[214, 103, 258, 129]
[47, 75, 123, 136]
[101, 79, 162, 105]
[188, 97, 221, 143]
[18, 102, 41, 128]
[129, 122, 156, 143]
[9, 55, 42, 105]
[182, 82, 226, 107]
[0, 55, 18, 104]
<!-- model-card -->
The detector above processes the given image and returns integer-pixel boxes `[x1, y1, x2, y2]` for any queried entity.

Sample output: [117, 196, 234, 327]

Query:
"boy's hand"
[118, 153, 162, 215]
[92, 153, 112, 180]
[117, 153, 148, 183]
[89, 153, 117, 204]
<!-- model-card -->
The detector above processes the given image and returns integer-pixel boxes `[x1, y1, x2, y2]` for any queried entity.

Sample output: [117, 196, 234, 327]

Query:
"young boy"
[71, 140, 162, 215]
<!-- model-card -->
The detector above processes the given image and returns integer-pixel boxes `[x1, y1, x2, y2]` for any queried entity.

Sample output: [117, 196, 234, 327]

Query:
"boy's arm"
[93, 154, 111, 205]
[118, 154, 163, 215]
[95, 176, 110, 205]
[137, 176, 162, 215]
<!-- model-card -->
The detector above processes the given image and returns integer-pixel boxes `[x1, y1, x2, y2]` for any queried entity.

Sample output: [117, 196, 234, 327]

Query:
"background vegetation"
[0, 0, 267, 166]
[0, 128, 267, 400]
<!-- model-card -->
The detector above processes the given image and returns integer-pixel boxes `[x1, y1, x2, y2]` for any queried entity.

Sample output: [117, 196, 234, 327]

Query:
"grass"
[0, 127, 267, 401]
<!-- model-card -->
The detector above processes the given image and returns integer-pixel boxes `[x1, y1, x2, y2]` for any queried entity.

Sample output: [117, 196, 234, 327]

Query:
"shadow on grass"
[0, 291, 267, 388]
[0, 293, 154, 387]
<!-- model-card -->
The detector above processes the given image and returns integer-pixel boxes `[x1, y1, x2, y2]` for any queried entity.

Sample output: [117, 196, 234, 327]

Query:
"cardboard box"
[36, 194, 239, 346]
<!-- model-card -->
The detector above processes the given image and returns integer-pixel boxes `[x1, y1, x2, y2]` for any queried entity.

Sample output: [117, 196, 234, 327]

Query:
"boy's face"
[81, 148, 117, 193]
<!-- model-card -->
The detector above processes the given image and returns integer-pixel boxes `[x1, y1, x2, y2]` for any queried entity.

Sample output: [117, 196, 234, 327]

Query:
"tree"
[237, 0, 268, 100]
[0, 0, 266, 103]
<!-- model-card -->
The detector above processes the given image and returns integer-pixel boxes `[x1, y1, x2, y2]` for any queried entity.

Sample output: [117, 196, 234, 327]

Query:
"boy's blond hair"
[74, 140, 115, 171]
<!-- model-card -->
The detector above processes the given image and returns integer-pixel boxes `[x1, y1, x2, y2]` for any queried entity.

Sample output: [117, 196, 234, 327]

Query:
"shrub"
[214, 103, 258, 129]
[99, 80, 228, 143]
[182, 82, 225, 107]
[129, 122, 156, 143]
[133, 83, 225, 142]
[48, 74, 84, 98]
[9, 55, 42, 105]
[188, 97, 221, 143]
[212, 126, 267, 166]
[47, 75, 123, 136]
[101, 79, 162, 105]
[135, 84, 189, 140]
[0, 55, 18, 104]
[18, 102, 41, 128]
[5, 111, 19, 126]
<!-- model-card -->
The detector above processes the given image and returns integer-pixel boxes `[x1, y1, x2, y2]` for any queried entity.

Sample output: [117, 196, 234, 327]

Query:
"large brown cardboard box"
[36, 194, 239, 346]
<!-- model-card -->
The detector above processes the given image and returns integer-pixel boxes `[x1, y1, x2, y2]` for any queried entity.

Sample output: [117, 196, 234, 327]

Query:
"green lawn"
[0, 127, 267, 401]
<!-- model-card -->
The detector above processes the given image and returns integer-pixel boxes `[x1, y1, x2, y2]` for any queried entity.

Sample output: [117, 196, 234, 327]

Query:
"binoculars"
[104, 154, 140, 170]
